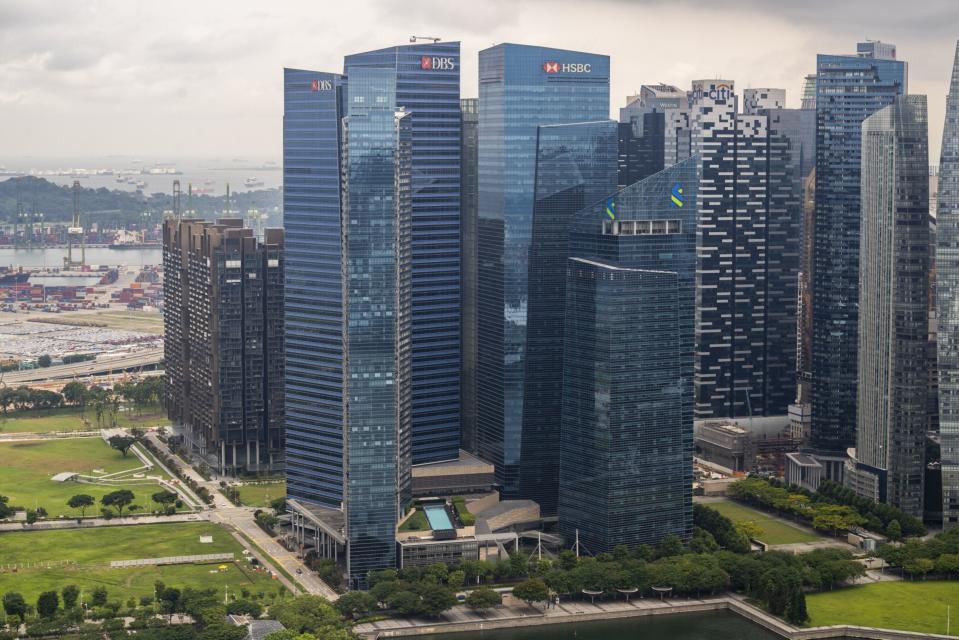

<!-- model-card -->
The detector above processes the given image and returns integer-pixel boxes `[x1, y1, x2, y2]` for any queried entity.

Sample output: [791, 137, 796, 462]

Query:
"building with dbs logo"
[283, 66, 413, 589]
[558, 157, 699, 552]
[344, 42, 462, 467]
[474, 43, 610, 497]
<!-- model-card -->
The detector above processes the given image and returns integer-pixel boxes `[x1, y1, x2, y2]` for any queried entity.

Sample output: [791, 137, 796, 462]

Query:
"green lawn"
[399, 508, 430, 532]
[0, 437, 177, 518]
[237, 481, 285, 508]
[0, 523, 283, 601]
[807, 581, 959, 636]
[0, 406, 167, 434]
[707, 499, 820, 545]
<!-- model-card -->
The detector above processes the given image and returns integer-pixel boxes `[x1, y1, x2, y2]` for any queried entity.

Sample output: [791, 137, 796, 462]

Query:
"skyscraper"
[283, 66, 413, 587]
[937, 40, 959, 529]
[518, 120, 618, 515]
[163, 218, 285, 473]
[558, 158, 698, 552]
[460, 97, 479, 455]
[847, 95, 929, 518]
[810, 42, 907, 478]
[476, 44, 610, 494]
[690, 80, 800, 419]
[616, 85, 683, 189]
[344, 42, 462, 466]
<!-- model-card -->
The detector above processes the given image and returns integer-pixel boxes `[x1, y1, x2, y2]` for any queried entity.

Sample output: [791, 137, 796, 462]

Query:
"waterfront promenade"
[354, 592, 956, 640]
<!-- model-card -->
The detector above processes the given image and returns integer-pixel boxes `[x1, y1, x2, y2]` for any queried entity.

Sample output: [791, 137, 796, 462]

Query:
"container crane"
[64, 180, 85, 269]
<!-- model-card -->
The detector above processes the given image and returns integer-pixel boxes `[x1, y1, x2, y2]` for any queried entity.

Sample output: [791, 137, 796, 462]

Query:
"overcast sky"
[1, 0, 957, 163]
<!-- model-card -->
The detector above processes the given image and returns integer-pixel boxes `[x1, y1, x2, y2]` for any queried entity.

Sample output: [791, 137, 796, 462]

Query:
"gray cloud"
[0, 0, 955, 161]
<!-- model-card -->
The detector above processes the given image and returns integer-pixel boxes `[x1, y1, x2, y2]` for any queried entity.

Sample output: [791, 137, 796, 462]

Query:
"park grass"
[398, 508, 430, 532]
[707, 499, 820, 545]
[237, 481, 285, 508]
[0, 522, 282, 601]
[0, 406, 166, 434]
[87, 310, 164, 334]
[806, 580, 959, 636]
[0, 437, 176, 517]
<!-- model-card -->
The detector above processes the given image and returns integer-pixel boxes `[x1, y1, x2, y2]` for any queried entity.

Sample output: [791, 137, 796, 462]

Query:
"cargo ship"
[0, 272, 29, 286]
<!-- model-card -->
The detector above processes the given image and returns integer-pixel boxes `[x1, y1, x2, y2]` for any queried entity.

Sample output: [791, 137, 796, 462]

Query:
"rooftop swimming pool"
[424, 504, 454, 531]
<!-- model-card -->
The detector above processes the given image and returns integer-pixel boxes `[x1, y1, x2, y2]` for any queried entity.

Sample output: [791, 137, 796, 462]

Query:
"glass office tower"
[518, 120, 618, 515]
[847, 95, 929, 518]
[938, 40, 959, 530]
[477, 43, 610, 494]
[283, 68, 348, 509]
[345, 42, 461, 466]
[811, 42, 907, 475]
[559, 158, 698, 551]
[460, 98, 479, 455]
[283, 66, 412, 588]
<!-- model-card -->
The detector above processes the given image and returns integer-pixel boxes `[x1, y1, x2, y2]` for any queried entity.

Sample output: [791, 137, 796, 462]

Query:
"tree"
[936, 553, 959, 578]
[25, 509, 38, 525]
[101, 489, 135, 517]
[465, 587, 501, 610]
[269, 595, 350, 635]
[785, 589, 809, 625]
[91, 586, 109, 607]
[61, 585, 80, 609]
[61, 381, 88, 407]
[68, 494, 95, 518]
[152, 490, 178, 507]
[416, 583, 456, 618]
[387, 591, 421, 617]
[108, 435, 137, 457]
[512, 578, 549, 610]
[0, 495, 14, 519]
[903, 558, 935, 580]
[333, 591, 376, 618]
[447, 570, 466, 590]
[197, 623, 247, 640]
[36, 591, 59, 618]
[37, 354, 52, 368]
[656, 534, 685, 558]
[886, 519, 902, 542]
[3, 592, 27, 623]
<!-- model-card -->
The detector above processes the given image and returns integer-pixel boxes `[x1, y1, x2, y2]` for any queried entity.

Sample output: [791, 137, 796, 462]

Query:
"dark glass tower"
[282, 67, 413, 588]
[344, 42, 462, 465]
[477, 43, 610, 494]
[518, 120, 618, 515]
[811, 42, 907, 468]
[559, 158, 698, 551]
[846, 95, 929, 517]
[283, 69, 348, 509]
[460, 97, 479, 455]
[939, 40, 959, 530]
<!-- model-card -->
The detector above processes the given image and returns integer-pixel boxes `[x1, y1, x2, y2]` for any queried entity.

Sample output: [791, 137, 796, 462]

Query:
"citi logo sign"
[543, 61, 592, 74]
[311, 79, 332, 92]
[421, 56, 456, 71]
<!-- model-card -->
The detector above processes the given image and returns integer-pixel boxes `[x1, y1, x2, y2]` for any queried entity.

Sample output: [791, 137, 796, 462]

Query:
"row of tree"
[877, 526, 959, 579]
[727, 477, 924, 539]
[0, 387, 64, 414]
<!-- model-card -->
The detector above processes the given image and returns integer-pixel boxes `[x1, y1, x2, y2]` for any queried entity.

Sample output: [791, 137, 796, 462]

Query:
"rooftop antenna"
[172, 180, 181, 220]
[410, 35, 441, 43]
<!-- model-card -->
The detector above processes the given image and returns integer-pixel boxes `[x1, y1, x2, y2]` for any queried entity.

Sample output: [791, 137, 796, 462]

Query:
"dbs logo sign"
[421, 56, 456, 71]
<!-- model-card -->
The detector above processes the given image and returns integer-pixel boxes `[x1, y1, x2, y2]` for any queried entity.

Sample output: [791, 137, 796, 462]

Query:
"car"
[295, 568, 303, 575]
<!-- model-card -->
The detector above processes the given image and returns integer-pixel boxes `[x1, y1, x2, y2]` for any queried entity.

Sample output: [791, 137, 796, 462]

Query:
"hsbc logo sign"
[421, 56, 457, 71]
[311, 79, 333, 91]
[543, 61, 592, 74]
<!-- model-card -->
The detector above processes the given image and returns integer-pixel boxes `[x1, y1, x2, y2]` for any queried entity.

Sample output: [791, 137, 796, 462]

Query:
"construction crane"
[184, 183, 197, 219]
[172, 180, 181, 219]
[14, 177, 23, 243]
[410, 35, 441, 43]
[64, 180, 85, 269]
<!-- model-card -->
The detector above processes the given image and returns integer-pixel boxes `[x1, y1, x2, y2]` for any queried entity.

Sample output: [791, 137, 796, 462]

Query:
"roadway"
[0, 347, 164, 384]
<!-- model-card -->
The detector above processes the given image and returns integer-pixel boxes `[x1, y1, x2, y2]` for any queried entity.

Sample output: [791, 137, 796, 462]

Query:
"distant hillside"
[0, 176, 281, 227]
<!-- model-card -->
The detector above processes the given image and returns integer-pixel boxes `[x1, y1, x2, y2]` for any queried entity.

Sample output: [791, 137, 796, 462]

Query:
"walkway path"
[145, 433, 338, 600]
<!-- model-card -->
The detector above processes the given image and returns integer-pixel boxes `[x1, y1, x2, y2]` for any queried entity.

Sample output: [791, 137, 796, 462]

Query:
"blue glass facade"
[283, 68, 347, 510]
[342, 67, 413, 586]
[477, 44, 610, 493]
[345, 43, 462, 465]
[518, 121, 618, 515]
[811, 44, 906, 457]
[283, 66, 412, 588]
[560, 158, 698, 550]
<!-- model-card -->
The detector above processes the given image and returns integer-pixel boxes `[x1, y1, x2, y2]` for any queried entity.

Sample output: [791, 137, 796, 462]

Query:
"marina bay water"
[416, 612, 781, 640]
[0, 246, 162, 269]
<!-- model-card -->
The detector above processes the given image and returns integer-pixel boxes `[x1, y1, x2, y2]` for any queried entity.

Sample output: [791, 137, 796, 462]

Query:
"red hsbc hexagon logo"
[543, 61, 560, 73]
[543, 61, 592, 74]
